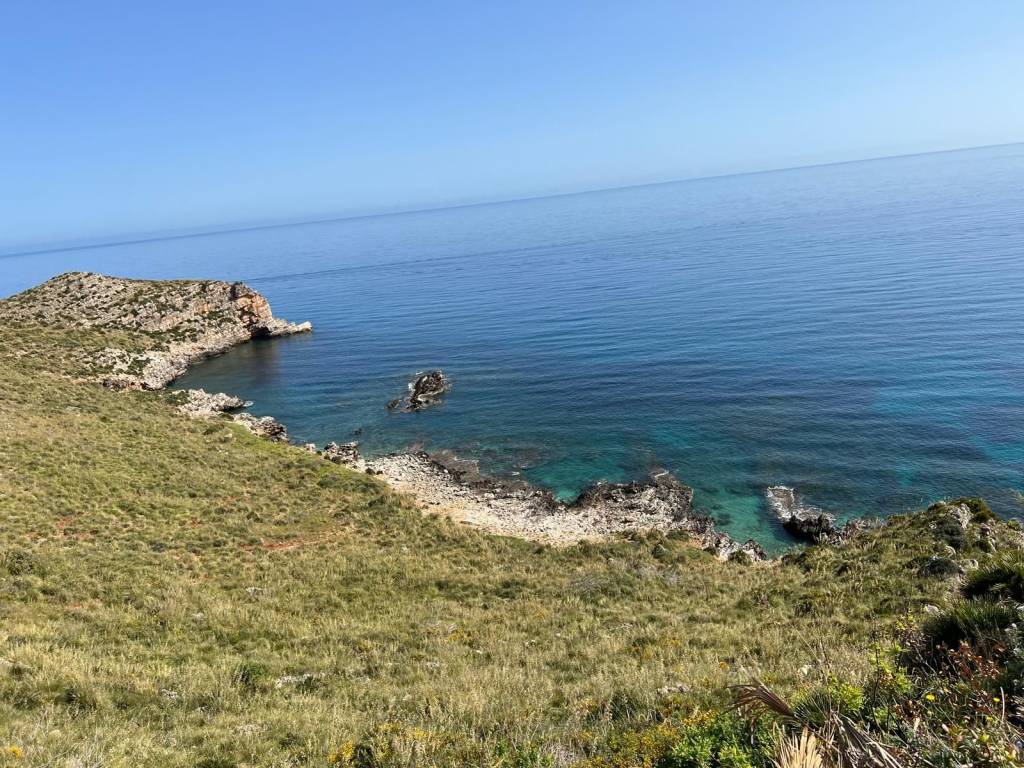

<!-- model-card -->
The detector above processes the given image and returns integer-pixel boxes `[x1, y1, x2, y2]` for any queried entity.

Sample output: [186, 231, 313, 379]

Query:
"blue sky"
[1, 1, 1022, 250]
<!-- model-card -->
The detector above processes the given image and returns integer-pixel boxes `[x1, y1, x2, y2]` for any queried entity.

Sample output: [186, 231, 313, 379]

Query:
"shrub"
[793, 678, 865, 727]
[662, 715, 772, 768]
[920, 600, 1019, 652]
[1, 549, 43, 576]
[728, 550, 754, 566]
[950, 497, 997, 524]
[963, 551, 1024, 602]
[232, 661, 268, 691]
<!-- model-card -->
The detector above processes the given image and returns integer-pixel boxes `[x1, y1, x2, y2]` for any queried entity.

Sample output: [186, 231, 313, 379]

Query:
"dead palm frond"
[775, 728, 825, 768]
[829, 714, 903, 768]
[730, 678, 798, 722]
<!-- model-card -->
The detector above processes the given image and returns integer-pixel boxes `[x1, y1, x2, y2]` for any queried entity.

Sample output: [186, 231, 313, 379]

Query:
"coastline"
[182, 387, 768, 559]
[0, 271, 832, 560]
[7, 270, 1023, 767]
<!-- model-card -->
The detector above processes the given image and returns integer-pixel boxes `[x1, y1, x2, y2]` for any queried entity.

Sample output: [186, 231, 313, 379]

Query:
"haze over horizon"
[2, 141, 1020, 259]
[2, 1, 1023, 250]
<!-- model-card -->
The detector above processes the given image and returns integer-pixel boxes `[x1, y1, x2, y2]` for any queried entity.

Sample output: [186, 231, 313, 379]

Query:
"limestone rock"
[389, 370, 451, 411]
[321, 441, 364, 469]
[366, 452, 765, 559]
[766, 485, 838, 543]
[0, 271, 311, 390]
[232, 413, 288, 443]
[177, 389, 251, 418]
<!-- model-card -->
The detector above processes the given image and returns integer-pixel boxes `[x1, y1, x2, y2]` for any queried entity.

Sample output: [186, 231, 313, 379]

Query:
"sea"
[3, 144, 1023, 547]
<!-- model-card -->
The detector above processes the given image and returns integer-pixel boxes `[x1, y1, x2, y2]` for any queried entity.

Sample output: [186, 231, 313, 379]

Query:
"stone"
[366, 452, 766, 559]
[177, 388, 250, 418]
[232, 413, 288, 443]
[321, 442, 363, 468]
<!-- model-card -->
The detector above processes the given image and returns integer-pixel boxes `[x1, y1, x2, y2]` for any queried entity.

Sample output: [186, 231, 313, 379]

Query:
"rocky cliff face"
[0, 272, 311, 389]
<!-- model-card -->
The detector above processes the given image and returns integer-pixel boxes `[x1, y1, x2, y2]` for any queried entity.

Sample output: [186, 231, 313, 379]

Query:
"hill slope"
[0, 275, 1019, 767]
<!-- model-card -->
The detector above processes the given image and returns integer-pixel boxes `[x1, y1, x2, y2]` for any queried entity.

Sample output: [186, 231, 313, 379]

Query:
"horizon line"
[2, 140, 1021, 261]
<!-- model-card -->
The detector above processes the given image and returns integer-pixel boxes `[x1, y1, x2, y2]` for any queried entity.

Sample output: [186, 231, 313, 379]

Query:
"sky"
[1, 1, 1023, 251]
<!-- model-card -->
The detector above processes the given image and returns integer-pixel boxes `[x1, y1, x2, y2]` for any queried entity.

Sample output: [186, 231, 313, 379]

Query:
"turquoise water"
[3, 145, 1023, 545]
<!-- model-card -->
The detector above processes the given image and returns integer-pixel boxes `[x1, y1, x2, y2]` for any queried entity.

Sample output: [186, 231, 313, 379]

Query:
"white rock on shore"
[177, 388, 252, 418]
[361, 449, 766, 558]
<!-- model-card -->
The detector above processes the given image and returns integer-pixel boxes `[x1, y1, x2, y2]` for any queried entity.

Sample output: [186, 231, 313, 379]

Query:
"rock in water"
[765, 485, 837, 543]
[389, 370, 451, 411]
[409, 370, 450, 409]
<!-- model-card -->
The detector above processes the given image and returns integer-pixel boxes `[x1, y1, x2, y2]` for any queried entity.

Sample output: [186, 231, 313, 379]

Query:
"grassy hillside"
[0, 319, 1019, 767]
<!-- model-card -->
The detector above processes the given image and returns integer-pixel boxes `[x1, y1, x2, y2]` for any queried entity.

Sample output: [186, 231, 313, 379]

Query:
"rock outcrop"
[388, 370, 451, 411]
[174, 389, 290, 442]
[0, 272, 311, 390]
[232, 413, 289, 443]
[766, 485, 838, 543]
[321, 441, 364, 469]
[176, 388, 251, 418]
[765, 485, 870, 545]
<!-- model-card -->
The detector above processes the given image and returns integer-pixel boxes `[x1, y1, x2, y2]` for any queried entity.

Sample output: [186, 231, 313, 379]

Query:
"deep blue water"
[3, 145, 1023, 546]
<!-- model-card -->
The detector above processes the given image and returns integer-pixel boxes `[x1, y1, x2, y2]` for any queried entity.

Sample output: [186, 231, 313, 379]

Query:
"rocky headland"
[0, 271, 311, 390]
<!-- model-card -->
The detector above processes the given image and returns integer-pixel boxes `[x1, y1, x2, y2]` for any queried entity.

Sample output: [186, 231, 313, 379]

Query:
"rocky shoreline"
[2, 272, 835, 558]
[318, 444, 767, 557]
[179, 388, 766, 557]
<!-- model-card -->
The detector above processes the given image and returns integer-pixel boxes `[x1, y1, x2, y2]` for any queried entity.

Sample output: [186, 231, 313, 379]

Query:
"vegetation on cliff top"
[1, 282, 1023, 767]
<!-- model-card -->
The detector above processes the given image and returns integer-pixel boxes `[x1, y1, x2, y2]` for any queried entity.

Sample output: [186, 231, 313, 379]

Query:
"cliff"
[0, 271, 310, 389]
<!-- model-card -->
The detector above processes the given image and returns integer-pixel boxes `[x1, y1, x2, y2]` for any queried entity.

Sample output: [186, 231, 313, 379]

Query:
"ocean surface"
[3, 144, 1023, 547]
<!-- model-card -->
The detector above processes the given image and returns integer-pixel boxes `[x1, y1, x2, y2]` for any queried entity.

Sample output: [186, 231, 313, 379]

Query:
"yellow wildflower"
[327, 740, 355, 765]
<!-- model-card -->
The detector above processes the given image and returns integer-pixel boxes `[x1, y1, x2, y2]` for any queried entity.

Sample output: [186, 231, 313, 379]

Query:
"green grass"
[0, 321, 1011, 767]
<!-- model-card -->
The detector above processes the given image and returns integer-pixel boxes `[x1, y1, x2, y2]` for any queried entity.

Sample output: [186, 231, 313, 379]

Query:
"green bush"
[232, 661, 268, 691]
[920, 600, 1019, 651]
[794, 677, 865, 727]
[950, 497, 997, 523]
[963, 551, 1024, 602]
[662, 715, 771, 768]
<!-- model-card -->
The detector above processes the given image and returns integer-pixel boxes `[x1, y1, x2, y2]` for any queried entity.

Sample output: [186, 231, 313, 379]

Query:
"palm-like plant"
[774, 729, 824, 768]
[730, 679, 903, 768]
